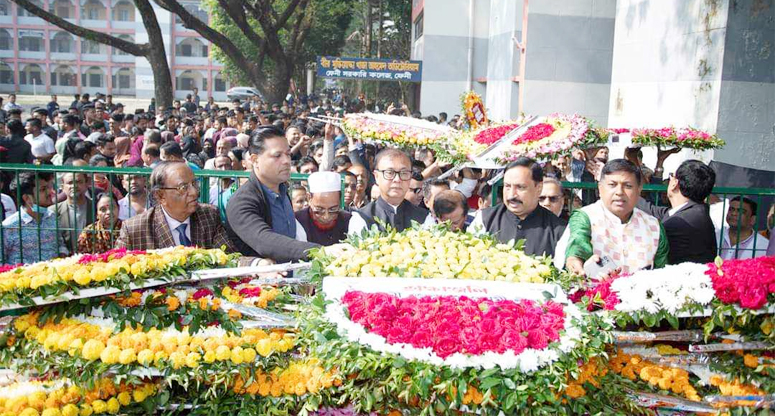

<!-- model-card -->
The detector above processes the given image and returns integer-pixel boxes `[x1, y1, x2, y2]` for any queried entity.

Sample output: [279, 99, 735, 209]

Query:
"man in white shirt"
[118, 174, 149, 221]
[24, 118, 56, 163]
[720, 196, 769, 260]
[2, 94, 21, 112]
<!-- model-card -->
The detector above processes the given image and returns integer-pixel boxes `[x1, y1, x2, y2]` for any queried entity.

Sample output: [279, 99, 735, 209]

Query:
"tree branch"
[216, 0, 265, 48]
[276, 0, 303, 29]
[11, 0, 147, 55]
[153, 0, 264, 80]
[289, 0, 311, 52]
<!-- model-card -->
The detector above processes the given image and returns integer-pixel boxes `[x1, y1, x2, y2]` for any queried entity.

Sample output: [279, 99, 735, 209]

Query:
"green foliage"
[204, 0, 352, 94]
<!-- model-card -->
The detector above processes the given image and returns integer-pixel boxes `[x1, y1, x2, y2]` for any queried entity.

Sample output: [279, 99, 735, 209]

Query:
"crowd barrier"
[0, 164, 773, 264]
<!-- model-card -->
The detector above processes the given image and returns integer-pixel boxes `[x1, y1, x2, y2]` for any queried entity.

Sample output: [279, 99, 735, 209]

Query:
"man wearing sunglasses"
[296, 171, 368, 246]
[355, 148, 429, 232]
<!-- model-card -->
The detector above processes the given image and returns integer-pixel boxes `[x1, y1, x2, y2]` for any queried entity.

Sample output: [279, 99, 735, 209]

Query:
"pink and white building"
[0, 0, 233, 100]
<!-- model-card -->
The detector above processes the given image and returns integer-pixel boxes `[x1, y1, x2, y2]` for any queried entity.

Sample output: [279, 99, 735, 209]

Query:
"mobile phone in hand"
[584, 256, 618, 280]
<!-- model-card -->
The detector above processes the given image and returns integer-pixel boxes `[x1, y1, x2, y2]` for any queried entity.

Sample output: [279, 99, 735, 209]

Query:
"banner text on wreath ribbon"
[317, 56, 423, 83]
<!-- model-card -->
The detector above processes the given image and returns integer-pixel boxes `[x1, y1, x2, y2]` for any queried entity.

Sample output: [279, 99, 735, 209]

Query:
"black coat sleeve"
[636, 197, 670, 220]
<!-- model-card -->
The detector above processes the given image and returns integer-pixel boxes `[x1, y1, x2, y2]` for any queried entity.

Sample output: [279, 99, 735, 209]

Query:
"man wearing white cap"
[296, 171, 368, 246]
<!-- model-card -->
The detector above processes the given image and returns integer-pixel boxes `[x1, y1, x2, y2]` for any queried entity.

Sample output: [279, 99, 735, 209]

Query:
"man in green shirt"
[562, 159, 669, 277]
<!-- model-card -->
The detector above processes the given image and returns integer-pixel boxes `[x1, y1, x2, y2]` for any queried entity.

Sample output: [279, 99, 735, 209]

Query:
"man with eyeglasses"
[296, 172, 368, 246]
[115, 162, 253, 264]
[342, 171, 357, 209]
[355, 148, 429, 232]
[469, 157, 566, 257]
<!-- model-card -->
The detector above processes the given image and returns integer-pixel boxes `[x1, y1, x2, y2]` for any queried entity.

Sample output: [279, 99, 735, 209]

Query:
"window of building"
[214, 74, 226, 92]
[82, 39, 103, 54]
[114, 70, 132, 89]
[20, 65, 43, 85]
[19, 32, 44, 51]
[53, 66, 76, 86]
[17, 0, 44, 17]
[0, 64, 13, 84]
[175, 3, 208, 24]
[52, 32, 73, 53]
[53, 0, 72, 18]
[414, 12, 423, 40]
[81, 0, 104, 20]
[0, 29, 11, 50]
[0, 0, 10, 16]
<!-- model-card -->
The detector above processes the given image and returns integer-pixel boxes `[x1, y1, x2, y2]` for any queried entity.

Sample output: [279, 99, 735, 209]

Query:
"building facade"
[411, 0, 616, 125]
[412, 0, 773, 175]
[0, 0, 232, 100]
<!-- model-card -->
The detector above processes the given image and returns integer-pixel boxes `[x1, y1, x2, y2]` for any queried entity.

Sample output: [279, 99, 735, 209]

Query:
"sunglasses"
[539, 196, 561, 203]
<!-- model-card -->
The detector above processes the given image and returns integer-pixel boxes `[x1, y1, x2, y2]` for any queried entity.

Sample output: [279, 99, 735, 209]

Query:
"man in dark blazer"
[226, 126, 350, 263]
[115, 161, 258, 266]
[636, 159, 717, 264]
[353, 148, 428, 233]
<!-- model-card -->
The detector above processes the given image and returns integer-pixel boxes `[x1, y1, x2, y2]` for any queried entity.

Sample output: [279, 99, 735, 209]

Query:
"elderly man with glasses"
[296, 171, 368, 246]
[354, 148, 429, 232]
[115, 161, 247, 258]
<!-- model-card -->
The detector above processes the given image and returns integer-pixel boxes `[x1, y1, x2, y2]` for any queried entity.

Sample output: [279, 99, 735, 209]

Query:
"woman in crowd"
[77, 193, 122, 253]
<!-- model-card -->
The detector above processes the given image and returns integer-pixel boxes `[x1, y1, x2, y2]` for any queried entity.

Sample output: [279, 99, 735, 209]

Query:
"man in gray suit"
[49, 172, 94, 255]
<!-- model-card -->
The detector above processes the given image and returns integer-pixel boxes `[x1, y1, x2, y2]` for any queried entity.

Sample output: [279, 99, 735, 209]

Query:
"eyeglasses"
[158, 181, 199, 195]
[376, 169, 412, 181]
[539, 195, 561, 203]
[310, 206, 340, 216]
[409, 187, 422, 194]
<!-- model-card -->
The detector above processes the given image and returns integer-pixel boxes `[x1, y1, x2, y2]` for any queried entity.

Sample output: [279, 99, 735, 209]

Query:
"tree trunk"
[147, 47, 173, 110]
[135, 0, 173, 109]
[266, 61, 293, 105]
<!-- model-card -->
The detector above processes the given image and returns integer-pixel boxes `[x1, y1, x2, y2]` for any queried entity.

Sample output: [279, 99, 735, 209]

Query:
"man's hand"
[324, 122, 335, 141]
[656, 146, 681, 168]
[566, 256, 585, 276]
[323, 243, 353, 260]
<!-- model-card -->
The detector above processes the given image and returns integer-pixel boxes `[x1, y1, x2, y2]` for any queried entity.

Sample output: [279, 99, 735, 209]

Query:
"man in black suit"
[636, 159, 717, 264]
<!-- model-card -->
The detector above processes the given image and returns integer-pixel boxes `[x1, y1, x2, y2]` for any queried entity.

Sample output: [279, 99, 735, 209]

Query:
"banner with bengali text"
[316, 56, 423, 83]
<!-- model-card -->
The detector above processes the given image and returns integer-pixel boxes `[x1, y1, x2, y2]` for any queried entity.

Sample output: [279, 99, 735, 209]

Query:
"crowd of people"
[0, 91, 773, 273]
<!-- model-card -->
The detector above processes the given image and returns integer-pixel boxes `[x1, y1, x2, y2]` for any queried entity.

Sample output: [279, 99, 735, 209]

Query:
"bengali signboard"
[317, 56, 422, 83]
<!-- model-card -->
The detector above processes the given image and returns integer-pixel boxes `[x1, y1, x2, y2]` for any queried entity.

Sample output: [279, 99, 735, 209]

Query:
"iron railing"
[0, 164, 319, 265]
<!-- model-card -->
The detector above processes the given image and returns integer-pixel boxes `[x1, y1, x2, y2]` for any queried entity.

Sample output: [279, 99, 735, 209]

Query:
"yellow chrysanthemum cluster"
[0, 247, 230, 295]
[232, 360, 341, 397]
[15, 314, 296, 369]
[0, 378, 157, 416]
[564, 358, 608, 399]
[609, 351, 700, 401]
[654, 344, 686, 356]
[221, 286, 281, 309]
[324, 229, 552, 282]
[709, 375, 765, 408]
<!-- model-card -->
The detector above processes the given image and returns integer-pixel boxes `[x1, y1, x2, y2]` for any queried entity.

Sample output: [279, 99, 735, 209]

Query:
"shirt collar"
[260, 181, 287, 199]
[19, 206, 50, 225]
[724, 229, 755, 247]
[377, 197, 401, 214]
[668, 202, 689, 217]
[161, 206, 190, 231]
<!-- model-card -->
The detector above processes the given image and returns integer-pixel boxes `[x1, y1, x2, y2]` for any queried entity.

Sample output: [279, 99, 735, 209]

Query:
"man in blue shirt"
[2, 172, 67, 265]
[226, 125, 350, 263]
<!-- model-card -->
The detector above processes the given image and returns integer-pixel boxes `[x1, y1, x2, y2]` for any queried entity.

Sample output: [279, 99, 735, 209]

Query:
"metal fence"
[0, 164, 317, 265]
[1, 163, 773, 265]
